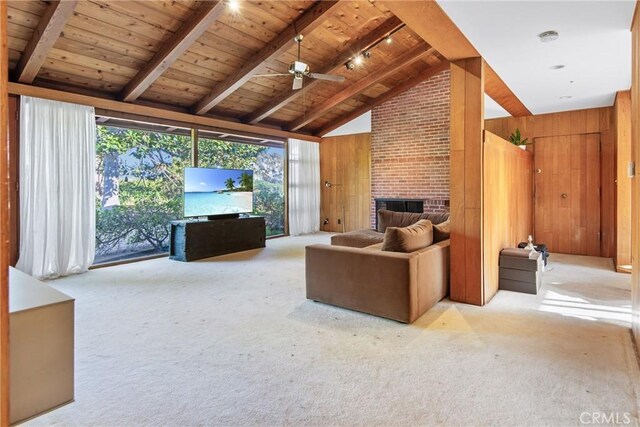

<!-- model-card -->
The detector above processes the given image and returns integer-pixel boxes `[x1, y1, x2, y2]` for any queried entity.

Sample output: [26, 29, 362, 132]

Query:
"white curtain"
[288, 138, 320, 235]
[17, 96, 96, 280]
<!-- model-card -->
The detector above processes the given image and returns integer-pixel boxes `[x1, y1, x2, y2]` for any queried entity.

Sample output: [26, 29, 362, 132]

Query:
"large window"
[94, 123, 286, 265]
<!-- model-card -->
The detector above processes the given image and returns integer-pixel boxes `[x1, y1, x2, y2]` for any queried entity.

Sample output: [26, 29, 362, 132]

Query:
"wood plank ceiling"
[6, 0, 450, 136]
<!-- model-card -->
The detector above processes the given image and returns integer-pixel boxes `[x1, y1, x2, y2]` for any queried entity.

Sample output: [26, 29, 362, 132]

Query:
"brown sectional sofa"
[305, 210, 450, 323]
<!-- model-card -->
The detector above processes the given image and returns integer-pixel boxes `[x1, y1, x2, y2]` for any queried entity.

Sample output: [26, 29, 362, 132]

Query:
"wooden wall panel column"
[630, 2, 640, 354]
[483, 131, 534, 299]
[319, 133, 371, 233]
[615, 91, 632, 271]
[450, 58, 484, 305]
[1, 0, 10, 424]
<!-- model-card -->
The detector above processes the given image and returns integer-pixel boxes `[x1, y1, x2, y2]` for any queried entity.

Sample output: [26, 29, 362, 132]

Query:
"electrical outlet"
[323, 218, 329, 225]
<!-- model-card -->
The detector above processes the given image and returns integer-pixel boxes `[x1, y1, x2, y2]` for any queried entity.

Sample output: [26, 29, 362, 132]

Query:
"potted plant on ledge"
[508, 128, 530, 150]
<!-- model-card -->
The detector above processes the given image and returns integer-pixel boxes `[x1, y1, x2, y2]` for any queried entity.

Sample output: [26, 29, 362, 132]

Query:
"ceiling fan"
[254, 34, 345, 90]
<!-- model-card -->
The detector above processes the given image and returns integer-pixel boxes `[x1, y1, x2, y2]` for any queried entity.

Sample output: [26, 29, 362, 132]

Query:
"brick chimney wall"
[370, 69, 451, 226]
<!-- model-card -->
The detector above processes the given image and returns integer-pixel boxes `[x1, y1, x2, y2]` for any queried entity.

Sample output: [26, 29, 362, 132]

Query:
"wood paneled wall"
[450, 58, 484, 306]
[630, 2, 640, 356]
[615, 91, 632, 271]
[485, 107, 615, 259]
[1, 1, 10, 423]
[319, 133, 371, 233]
[483, 131, 534, 300]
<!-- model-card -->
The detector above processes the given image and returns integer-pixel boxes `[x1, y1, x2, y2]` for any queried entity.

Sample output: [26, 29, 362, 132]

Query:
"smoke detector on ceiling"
[538, 30, 559, 43]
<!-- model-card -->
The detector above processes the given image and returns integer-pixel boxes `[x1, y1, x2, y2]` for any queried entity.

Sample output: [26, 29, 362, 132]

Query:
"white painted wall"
[323, 111, 371, 137]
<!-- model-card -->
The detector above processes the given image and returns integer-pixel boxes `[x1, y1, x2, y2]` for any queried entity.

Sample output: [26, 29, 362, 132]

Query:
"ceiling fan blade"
[292, 76, 303, 90]
[253, 73, 290, 78]
[308, 73, 345, 82]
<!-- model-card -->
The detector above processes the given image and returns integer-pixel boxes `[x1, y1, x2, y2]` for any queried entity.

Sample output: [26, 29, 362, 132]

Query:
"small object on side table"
[517, 240, 548, 267]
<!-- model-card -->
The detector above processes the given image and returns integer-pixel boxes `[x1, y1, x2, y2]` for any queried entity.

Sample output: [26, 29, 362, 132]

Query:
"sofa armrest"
[305, 244, 417, 322]
[414, 240, 450, 316]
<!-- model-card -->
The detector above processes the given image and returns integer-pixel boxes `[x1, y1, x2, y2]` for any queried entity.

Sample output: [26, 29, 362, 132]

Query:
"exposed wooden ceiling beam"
[381, 1, 477, 61]
[14, 0, 78, 84]
[192, 0, 340, 116]
[243, 15, 404, 125]
[287, 43, 434, 131]
[484, 64, 531, 117]
[121, 1, 225, 102]
[381, 0, 531, 117]
[8, 82, 322, 142]
[317, 61, 449, 137]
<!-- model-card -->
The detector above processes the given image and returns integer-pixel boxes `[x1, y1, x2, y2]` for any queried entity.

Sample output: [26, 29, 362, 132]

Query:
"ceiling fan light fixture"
[385, 35, 392, 44]
[353, 55, 363, 66]
[538, 30, 559, 43]
[362, 51, 371, 59]
[292, 61, 308, 73]
[345, 61, 355, 70]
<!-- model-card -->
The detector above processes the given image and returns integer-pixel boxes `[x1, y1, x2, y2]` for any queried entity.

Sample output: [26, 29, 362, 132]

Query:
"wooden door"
[534, 134, 601, 256]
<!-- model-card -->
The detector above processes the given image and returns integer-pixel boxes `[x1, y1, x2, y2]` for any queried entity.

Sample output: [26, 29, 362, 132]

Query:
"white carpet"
[25, 233, 640, 426]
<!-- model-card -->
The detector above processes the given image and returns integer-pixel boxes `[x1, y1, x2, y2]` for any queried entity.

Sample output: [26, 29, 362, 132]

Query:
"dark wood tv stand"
[169, 216, 266, 262]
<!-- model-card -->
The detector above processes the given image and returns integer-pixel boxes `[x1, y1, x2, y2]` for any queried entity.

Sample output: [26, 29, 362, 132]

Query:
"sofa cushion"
[331, 229, 384, 248]
[382, 220, 434, 253]
[433, 219, 450, 243]
[377, 210, 423, 232]
[423, 212, 450, 226]
[377, 209, 450, 232]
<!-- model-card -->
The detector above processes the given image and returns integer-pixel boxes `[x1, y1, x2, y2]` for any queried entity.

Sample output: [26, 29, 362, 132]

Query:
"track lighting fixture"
[343, 24, 405, 70]
[228, 0, 240, 11]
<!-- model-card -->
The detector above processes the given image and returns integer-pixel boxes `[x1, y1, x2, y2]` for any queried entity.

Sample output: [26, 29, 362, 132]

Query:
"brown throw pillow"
[377, 209, 425, 232]
[433, 219, 450, 243]
[382, 220, 434, 253]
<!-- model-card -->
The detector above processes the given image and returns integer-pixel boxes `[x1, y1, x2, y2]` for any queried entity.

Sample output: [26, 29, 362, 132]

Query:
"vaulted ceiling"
[6, 0, 453, 136]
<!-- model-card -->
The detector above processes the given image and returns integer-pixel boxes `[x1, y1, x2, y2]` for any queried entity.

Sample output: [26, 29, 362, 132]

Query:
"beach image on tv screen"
[184, 167, 253, 217]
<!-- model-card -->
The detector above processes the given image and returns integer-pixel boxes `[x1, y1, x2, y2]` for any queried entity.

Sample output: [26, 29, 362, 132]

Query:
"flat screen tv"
[183, 167, 254, 218]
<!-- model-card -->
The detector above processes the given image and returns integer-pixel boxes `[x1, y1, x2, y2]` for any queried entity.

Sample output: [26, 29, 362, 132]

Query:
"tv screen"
[183, 167, 254, 217]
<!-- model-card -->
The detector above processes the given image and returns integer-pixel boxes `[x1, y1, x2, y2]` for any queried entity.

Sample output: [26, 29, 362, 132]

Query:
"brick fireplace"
[370, 68, 450, 227]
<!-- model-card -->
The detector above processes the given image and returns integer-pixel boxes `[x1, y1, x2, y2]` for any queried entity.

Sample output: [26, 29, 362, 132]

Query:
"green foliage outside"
[95, 126, 285, 263]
